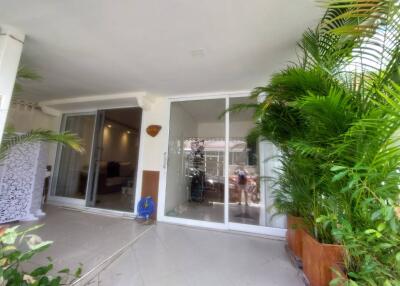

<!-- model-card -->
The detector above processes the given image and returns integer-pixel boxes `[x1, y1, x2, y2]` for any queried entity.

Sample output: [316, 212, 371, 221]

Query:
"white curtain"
[55, 115, 94, 198]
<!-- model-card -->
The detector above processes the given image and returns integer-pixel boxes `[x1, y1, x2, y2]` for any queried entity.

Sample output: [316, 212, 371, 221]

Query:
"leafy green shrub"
[0, 225, 82, 286]
[228, 0, 400, 284]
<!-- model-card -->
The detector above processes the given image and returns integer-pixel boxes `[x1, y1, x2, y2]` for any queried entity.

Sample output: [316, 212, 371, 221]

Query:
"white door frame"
[48, 107, 144, 217]
[48, 112, 97, 207]
[157, 91, 286, 238]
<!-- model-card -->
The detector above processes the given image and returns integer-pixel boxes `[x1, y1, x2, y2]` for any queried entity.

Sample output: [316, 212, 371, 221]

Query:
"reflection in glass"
[228, 97, 285, 228]
[165, 99, 225, 222]
[92, 108, 142, 212]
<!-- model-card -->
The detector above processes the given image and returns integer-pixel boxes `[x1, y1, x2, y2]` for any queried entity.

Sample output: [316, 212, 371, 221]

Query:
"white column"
[0, 25, 25, 141]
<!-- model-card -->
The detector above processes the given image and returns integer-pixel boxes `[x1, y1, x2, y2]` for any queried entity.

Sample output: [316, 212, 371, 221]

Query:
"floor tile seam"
[71, 224, 154, 286]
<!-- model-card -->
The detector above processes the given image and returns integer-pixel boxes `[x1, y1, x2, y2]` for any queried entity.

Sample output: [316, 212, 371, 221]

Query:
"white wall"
[139, 97, 169, 172]
[259, 140, 286, 229]
[102, 121, 139, 164]
[197, 120, 254, 138]
[133, 97, 169, 214]
[7, 104, 60, 132]
[6, 103, 61, 168]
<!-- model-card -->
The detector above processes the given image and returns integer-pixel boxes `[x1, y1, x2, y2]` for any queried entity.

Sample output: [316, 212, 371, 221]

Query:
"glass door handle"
[163, 152, 167, 169]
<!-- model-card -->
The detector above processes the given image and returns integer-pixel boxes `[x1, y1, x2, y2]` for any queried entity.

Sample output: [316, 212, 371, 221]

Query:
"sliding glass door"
[228, 97, 286, 230]
[52, 108, 143, 213]
[52, 113, 96, 202]
[87, 108, 143, 212]
[162, 95, 286, 235]
[164, 99, 226, 223]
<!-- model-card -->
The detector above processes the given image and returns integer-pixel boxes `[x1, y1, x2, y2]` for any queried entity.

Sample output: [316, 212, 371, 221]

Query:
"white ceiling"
[0, 0, 322, 102]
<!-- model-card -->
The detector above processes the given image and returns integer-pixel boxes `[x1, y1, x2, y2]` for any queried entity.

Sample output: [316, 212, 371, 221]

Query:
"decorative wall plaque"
[146, 125, 161, 137]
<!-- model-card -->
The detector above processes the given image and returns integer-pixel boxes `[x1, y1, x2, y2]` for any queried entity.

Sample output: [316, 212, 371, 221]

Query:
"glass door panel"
[88, 108, 142, 212]
[164, 99, 226, 223]
[53, 114, 96, 199]
[86, 110, 105, 207]
[228, 97, 286, 228]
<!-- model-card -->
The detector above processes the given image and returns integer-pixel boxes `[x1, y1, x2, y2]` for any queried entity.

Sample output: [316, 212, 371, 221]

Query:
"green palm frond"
[286, 140, 326, 157]
[293, 88, 357, 141]
[14, 66, 41, 93]
[6, 66, 83, 161]
[0, 128, 83, 161]
[273, 153, 316, 217]
[261, 67, 335, 102]
[320, 0, 400, 90]
[329, 80, 400, 203]
[299, 27, 354, 73]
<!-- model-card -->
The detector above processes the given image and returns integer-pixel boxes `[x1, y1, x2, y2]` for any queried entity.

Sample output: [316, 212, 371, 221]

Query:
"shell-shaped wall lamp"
[146, 125, 162, 137]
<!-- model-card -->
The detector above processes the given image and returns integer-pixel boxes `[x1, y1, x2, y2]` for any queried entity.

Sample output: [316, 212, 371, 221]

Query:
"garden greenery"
[0, 67, 84, 285]
[0, 128, 83, 286]
[0, 225, 82, 286]
[230, 0, 400, 285]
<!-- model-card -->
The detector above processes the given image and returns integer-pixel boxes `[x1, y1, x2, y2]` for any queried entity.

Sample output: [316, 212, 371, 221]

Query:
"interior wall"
[164, 102, 198, 213]
[102, 120, 139, 163]
[6, 104, 59, 131]
[260, 140, 286, 228]
[197, 120, 253, 138]
[6, 104, 61, 168]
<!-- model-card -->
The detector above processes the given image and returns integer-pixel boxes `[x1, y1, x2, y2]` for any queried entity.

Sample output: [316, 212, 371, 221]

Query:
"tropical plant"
[325, 81, 400, 285]
[1, 127, 83, 161]
[227, 0, 400, 284]
[0, 225, 82, 286]
[0, 67, 84, 286]
[13, 66, 41, 94]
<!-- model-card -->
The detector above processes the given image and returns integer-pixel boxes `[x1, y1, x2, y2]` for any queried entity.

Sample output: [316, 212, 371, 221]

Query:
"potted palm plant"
[228, 0, 400, 285]
[274, 153, 314, 261]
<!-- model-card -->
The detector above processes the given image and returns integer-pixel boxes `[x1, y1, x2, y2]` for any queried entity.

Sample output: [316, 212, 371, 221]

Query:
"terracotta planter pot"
[287, 215, 305, 259]
[0, 226, 7, 236]
[302, 231, 344, 286]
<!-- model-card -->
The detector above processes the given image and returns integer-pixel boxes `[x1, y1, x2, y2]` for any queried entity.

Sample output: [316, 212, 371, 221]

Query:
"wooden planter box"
[287, 215, 305, 260]
[302, 231, 344, 286]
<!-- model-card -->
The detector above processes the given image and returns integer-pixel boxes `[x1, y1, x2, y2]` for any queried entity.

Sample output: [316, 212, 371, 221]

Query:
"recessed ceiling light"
[107, 124, 112, 128]
[127, 130, 131, 134]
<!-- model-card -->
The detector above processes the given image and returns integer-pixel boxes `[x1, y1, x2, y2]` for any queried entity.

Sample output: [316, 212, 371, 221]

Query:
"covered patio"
[21, 206, 303, 286]
[1, 0, 399, 285]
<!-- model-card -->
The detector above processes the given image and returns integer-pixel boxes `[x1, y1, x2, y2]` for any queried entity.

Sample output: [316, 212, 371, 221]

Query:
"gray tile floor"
[20, 205, 150, 276]
[89, 224, 303, 286]
[20, 206, 302, 286]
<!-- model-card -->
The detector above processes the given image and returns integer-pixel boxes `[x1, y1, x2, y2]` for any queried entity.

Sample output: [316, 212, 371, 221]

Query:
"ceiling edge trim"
[38, 91, 149, 115]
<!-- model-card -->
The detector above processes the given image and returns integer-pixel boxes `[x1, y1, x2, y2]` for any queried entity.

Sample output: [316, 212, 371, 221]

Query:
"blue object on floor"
[137, 196, 155, 219]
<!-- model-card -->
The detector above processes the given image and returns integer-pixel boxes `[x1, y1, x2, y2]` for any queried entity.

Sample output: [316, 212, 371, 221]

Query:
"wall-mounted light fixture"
[107, 124, 112, 128]
[146, 125, 162, 137]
